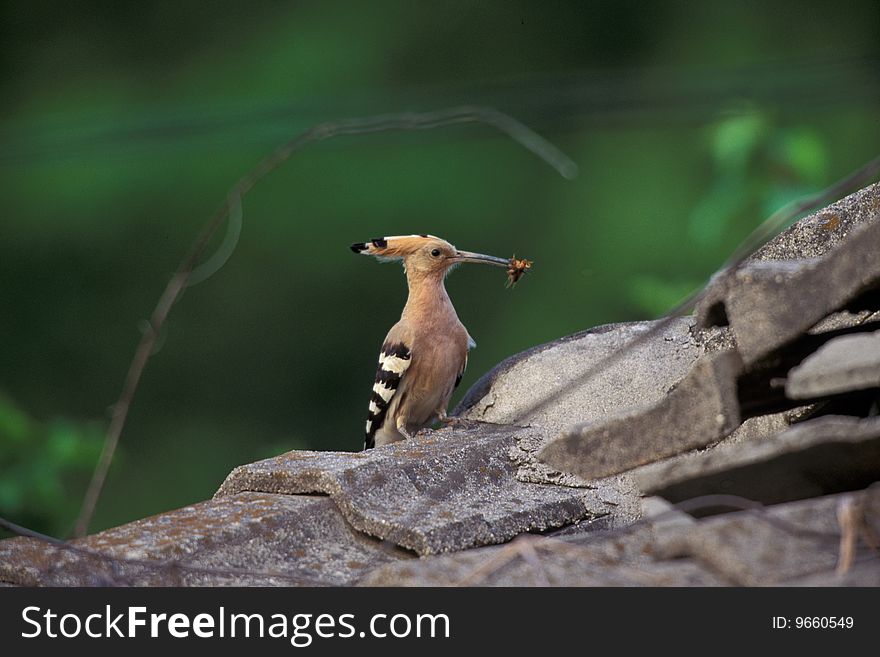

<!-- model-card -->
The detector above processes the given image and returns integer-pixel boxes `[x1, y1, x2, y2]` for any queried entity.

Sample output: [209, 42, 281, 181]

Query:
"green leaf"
[0, 395, 34, 444]
[711, 113, 766, 172]
[773, 128, 827, 182]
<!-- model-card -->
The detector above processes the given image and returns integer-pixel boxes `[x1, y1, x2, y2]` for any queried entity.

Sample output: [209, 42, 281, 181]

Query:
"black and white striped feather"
[364, 341, 411, 449]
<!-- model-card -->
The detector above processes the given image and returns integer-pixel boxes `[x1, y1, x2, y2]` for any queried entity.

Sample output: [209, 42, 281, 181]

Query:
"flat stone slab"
[696, 217, 880, 365]
[751, 181, 880, 262]
[360, 486, 879, 586]
[786, 330, 880, 399]
[626, 406, 808, 493]
[0, 492, 409, 586]
[539, 350, 743, 480]
[636, 415, 880, 506]
[216, 423, 616, 556]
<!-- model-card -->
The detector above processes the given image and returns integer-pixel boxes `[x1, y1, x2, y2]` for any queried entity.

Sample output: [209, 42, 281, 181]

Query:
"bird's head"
[350, 234, 509, 278]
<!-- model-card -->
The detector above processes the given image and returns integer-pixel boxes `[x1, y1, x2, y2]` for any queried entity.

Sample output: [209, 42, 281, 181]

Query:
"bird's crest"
[350, 234, 447, 261]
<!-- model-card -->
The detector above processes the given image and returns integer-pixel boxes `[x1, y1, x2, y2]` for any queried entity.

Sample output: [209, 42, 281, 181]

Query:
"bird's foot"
[438, 416, 484, 431]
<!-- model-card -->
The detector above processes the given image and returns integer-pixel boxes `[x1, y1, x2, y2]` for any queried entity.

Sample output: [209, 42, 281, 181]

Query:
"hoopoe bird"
[351, 234, 511, 449]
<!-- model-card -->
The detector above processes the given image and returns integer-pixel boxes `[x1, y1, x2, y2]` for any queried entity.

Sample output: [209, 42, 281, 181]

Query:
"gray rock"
[456, 317, 703, 439]
[636, 415, 880, 506]
[639, 496, 698, 559]
[0, 493, 408, 586]
[216, 423, 616, 556]
[696, 219, 880, 365]
[539, 350, 743, 480]
[751, 181, 880, 261]
[808, 310, 880, 335]
[509, 430, 644, 529]
[786, 330, 880, 399]
[717, 407, 809, 447]
[785, 561, 880, 586]
[456, 317, 704, 490]
[681, 487, 880, 586]
[358, 534, 723, 587]
[627, 406, 808, 496]
[360, 486, 880, 586]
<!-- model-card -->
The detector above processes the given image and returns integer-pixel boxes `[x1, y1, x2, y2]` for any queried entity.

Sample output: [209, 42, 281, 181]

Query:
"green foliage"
[0, 394, 105, 537]
[690, 112, 829, 249]
[627, 112, 831, 318]
[711, 112, 768, 173]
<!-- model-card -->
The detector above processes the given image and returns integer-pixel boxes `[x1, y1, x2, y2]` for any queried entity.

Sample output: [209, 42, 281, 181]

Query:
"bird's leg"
[436, 410, 481, 431]
[436, 409, 464, 429]
[412, 410, 450, 438]
[409, 409, 452, 437]
[395, 415, 414, 441]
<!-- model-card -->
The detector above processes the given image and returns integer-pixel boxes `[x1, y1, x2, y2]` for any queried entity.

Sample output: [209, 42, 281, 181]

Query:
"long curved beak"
[451, 250, 510, 268]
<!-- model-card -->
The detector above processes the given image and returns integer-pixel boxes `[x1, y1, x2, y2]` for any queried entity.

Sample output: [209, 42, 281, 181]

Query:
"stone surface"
[681, 487, 880, 586]
[733, 323, 880, 419]
[719, 407, 809, 447]
[636, 416, 880, 506]
[786, 330, 880, 399]
[786, 561, 880, 586]
[455, 318, 703, 478]
[696, 218, 880, 365]
[627, 406, 808, 496]
[809, 310, 880, 335]
[0, 493, 409, 586]
[637, 497, 698, 559]
[751, 181, 880, 262]
[216, 423, 623, 555]
[358, 533, 722, 587]
[456, 317, 703, 434]
[508, 430, 643, 531]
[359, 487, 880, 586]
[539, 350, 743, 480]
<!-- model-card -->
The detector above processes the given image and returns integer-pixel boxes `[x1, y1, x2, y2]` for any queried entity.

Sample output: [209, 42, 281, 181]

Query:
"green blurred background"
[2, 0, 879, 537]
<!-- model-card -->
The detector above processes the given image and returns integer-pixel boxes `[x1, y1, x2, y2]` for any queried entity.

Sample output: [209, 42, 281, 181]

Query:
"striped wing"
[364, 341, 411, 449]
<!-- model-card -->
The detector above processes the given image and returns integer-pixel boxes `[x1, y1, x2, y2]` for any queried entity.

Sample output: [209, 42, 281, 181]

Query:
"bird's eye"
[430, 248, 441, 257]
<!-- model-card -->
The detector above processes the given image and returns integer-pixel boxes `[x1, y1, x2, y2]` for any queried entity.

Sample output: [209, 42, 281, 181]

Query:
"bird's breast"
[398, 326, 467, 420]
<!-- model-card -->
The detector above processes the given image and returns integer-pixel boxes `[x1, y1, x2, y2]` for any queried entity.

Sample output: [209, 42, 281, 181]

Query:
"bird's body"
[350, 234, 510, 449]
[371, 282, 470, 446]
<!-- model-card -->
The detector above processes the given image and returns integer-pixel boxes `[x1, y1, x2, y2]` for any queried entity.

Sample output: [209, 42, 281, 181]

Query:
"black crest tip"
[350, 242, 368, 253]
[370, 237, 388, 248]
